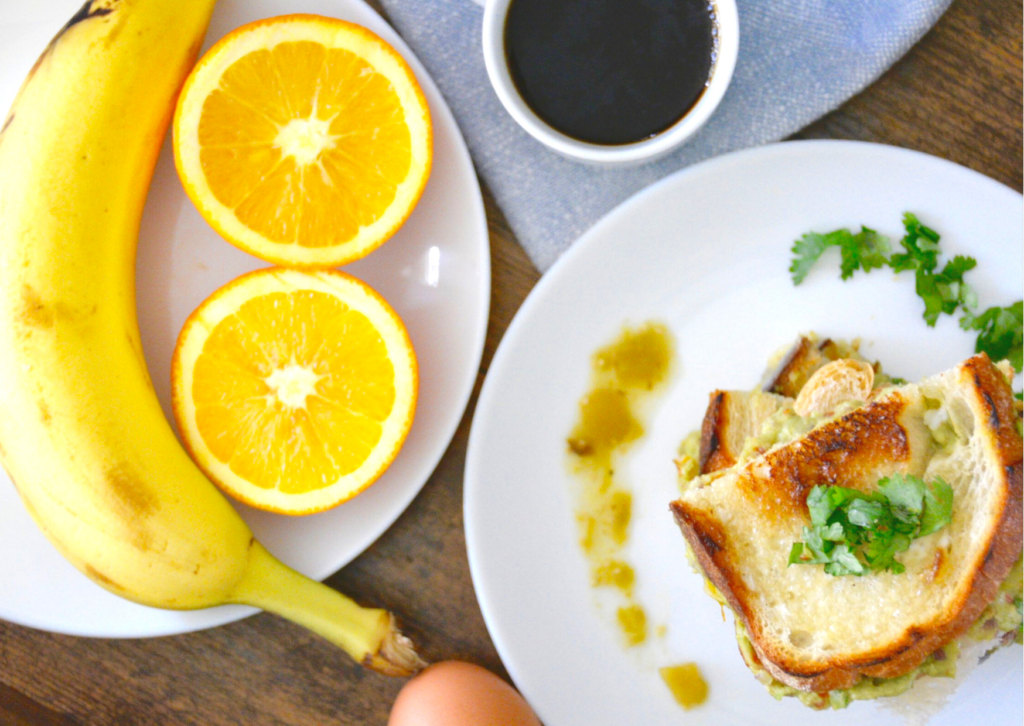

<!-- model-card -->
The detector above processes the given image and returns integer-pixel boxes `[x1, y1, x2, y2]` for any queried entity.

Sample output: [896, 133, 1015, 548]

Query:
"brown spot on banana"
[38, 400, 52, 424]
[106, 461, 160, 519]
[60, 0, 119, 36]
[22, 0, 122, 87]
[128, 525, 155, 553]
[84, 563, 123, 591]
[17, 288, 95, 336]
[20, 285, 53, 328]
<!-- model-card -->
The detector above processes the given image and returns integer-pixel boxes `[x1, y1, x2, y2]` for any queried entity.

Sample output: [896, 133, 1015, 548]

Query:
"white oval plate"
[465, 141, 1022, 726]
[0, 0, 489, 637]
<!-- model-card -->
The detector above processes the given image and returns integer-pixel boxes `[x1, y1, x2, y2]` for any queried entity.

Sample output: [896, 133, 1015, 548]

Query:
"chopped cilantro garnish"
[889, 212, 941, 274]
[790, 231, 836, 285]
[917, 255, 978, 327]
[790, 213, 1022, 369]
[888, 213, 978, 326]
[960, 302, 1024, 372]
[789, 227, 890, 285]
[788, 474, 953, 577]
[840, 227, 890, 280]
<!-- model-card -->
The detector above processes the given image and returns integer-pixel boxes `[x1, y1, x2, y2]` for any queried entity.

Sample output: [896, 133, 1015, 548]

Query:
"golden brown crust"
[817, 338, 842, 361]
[673, 354, 1024, 693]
[736, 394, 912, 522]
[670, 499, 753, 619]
[964, 354, 1024, 468]
[764, 337, 830, 398]
[698, 391, 735, 474]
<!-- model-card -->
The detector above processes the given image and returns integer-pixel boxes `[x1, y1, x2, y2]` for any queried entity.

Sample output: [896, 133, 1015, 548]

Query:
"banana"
[0, 0, 423, 676]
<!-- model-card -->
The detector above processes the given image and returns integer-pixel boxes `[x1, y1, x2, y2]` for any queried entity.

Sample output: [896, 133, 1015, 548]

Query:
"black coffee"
[504, 0, 716, 146]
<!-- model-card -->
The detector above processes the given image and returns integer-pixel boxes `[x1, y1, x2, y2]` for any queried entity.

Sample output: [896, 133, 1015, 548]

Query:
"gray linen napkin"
[377, 0, 953, 271]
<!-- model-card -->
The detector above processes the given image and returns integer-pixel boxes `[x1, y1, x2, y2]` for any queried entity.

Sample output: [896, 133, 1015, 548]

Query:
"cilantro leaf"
[863, 532, 911, 573]
[790, 232, 832, 285]
[788, 542, 807, 565]
[914, 255, 978, 327]
[877, 473, 924, 520]
[839, 227, 891, 280]
[790, 227, 892, 284]
[854, 227, 892, 273]
[789, 528, 829, 565]
[805, 483, 835, 525]
[915, 271, 944, 327]
[890, 212, 941, 273]
[824, 545, 866, 576]
[919, 477, 954, 537]
[936, 256, 979, 310]
[788, 475, 953, 577]
[846, 498, 886, 529]
[960, 301, 1023, 371]
[820, 521, 847, 542]
[808, 485, 871, 524]
[791, 231, 841, 285]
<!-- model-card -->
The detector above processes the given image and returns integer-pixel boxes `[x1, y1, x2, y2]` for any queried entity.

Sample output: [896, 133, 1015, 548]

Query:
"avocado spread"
[736, 400, 864, 465]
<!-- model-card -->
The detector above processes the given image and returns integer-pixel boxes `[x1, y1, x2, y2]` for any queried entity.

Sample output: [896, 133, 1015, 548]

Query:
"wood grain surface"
[1, 0, 1021, 724]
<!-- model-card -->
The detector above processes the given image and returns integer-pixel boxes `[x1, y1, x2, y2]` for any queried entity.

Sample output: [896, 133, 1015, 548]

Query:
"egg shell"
[388, 661, 541, 726]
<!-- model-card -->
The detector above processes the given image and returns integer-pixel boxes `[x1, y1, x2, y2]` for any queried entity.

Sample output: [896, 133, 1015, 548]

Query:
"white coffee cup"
[481, 0, 739, 166]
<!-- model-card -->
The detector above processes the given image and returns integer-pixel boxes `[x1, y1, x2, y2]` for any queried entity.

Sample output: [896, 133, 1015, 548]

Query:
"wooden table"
[1, 1, 1020, 724]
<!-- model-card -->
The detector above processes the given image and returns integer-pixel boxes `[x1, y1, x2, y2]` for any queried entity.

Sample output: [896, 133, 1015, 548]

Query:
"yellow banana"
[0, 0, 422, 676]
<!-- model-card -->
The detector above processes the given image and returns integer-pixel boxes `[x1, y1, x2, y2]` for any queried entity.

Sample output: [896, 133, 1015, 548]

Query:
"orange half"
[172, 268, 418, 514]
[173, 15, 432, 268]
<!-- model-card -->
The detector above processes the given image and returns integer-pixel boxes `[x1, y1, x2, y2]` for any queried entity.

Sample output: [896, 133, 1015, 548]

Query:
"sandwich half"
[671, 342, 1023, 710]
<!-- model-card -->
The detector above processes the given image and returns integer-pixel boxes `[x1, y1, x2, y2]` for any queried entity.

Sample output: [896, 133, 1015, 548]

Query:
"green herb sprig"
[788, 475, 954, 577]
[960, 301, 1023, 372]
[790, 227, 890, 285]
[790, 213, 1023, 373]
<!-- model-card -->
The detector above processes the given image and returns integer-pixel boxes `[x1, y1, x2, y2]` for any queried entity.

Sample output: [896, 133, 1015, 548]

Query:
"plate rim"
[464, 138, 1022, 725]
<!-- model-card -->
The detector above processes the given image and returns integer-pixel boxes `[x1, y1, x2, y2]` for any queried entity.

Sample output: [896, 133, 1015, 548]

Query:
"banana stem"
[229, 541, 425, 676]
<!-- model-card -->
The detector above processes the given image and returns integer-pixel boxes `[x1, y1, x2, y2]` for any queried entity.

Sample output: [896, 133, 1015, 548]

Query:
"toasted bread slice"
[699, 356, 872, 475]
[761, 334, 874, 397]
[702, 335, 882, 476]
[672, 354, 1023, 692]
[698, 390, 791, 474]
[762, 335, 835, 397]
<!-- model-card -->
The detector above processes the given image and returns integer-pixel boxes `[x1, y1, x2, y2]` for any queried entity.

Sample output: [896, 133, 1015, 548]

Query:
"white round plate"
[465, 141, 1022, 726]
[0, 0, 489, 636]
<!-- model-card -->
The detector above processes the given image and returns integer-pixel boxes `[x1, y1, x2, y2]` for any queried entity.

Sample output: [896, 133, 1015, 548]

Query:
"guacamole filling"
[735, 401, 864, 465]
[727, 556, 1023, 710]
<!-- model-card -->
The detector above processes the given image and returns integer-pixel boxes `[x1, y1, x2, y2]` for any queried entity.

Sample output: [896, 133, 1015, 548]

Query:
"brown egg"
[388, 661, 542, 726]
